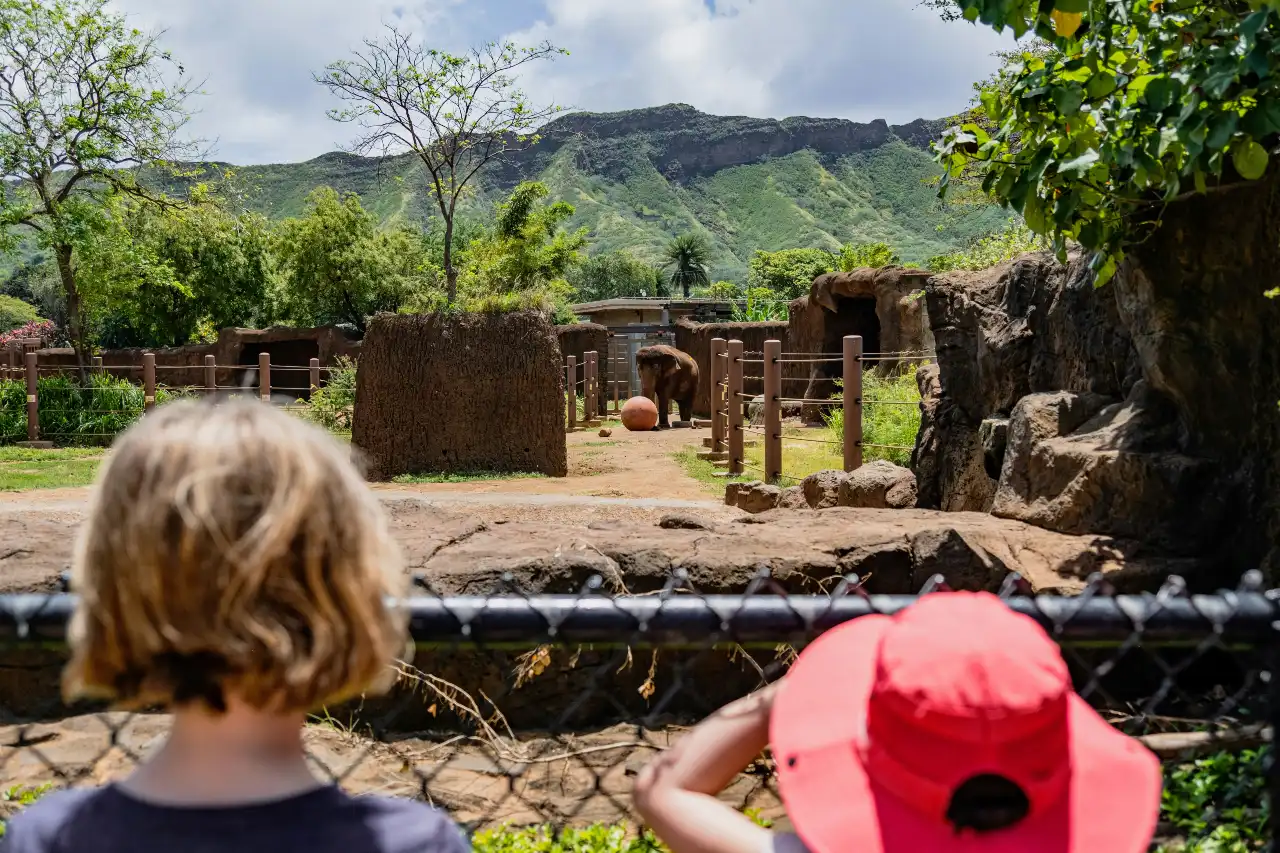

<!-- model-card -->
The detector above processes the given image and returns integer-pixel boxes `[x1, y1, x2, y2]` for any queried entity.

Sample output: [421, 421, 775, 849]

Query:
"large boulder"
[991, 387, 1220, 552]
[839, 461, 918, 509]
[802, 470, 847, 509]
[726, 481, 782, 514]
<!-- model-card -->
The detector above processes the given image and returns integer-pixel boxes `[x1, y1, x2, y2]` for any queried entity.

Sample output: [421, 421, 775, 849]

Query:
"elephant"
[636, 345, 700, 429]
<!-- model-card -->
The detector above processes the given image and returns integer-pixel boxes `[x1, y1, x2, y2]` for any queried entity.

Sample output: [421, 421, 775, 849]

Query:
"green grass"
[0, 446, 103, 491]
[390, 471, 547, 485]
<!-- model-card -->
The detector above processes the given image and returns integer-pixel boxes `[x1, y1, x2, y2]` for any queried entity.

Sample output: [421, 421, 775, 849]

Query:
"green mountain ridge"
[61, 104, 1007, 284]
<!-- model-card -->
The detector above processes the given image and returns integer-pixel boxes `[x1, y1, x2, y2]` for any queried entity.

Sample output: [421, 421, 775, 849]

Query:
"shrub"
[303, 355, 357, 433]
[0, 319, 55, 349]
[926, 220, 1043, 273]
[0, 296, 40, 332]
[0, 374, 191, 446]
[824, 367, 923, 467]
[731, 288, 788, 322]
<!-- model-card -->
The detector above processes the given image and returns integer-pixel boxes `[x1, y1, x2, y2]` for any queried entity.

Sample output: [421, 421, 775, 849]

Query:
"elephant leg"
[677, 396, 692, 424]
[657, 389, 673, 429]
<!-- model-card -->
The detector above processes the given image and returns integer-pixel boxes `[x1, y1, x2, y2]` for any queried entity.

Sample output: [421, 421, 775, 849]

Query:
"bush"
[824, 367, 923, 467]
[0, 296, 40, 332]
[0, 319, 55, 349]
[0, 374, 191, 446]
[303, 355, 357, 433]
[731, 288, 788, 322]
[926, 220, 1043, 273]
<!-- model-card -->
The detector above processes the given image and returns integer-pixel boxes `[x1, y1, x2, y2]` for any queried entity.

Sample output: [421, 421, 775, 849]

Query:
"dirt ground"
[0, 422, 717, 510]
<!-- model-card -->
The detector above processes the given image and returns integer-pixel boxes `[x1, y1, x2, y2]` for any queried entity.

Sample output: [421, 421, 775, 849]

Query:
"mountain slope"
[196, 104, 1004, 281]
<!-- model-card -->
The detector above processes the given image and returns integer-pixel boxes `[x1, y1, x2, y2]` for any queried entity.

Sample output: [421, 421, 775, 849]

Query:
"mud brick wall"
[556, 323, 608, 412]
[354, 311, 568, 480]
[674, 319, 801, 418]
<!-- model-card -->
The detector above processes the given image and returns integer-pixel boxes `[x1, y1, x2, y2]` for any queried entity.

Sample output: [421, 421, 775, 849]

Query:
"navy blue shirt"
[0, 784, 470, 853]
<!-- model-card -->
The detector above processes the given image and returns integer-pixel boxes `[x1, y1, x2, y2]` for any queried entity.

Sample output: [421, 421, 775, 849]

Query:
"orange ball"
[621, 396, 659, 431]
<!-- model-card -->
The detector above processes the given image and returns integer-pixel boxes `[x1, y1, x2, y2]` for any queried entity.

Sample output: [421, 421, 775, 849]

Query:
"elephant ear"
[661, 355, 681, 378]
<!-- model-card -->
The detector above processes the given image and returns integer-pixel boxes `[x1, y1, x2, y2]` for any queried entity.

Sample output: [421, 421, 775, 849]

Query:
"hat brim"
[769, 617, 1163, 853]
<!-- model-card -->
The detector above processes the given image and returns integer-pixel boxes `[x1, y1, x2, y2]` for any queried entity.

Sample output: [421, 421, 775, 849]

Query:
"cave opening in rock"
[824, 295, 881, 357]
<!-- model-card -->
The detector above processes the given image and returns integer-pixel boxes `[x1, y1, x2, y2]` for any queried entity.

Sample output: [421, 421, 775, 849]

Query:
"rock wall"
[915, 183, 1280, 585]
[556, 323, 609, 412]
[674, 319, 798, 418]
[354, 312, 568, 480]
[33, 326, 360, 399]
[790, 266, 936, 423]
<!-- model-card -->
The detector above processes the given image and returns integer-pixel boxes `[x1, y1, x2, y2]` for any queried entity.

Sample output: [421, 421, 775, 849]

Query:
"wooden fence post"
[844, 335, 863, 472]
[711, 338, 727, 454]
[91, 356, 103, 376]
[613, 371, 620, 413]
[259, 352, 271, 402]
[728, 340, 744, 476]
[25, 351, 37, 442]
[589, 351, 601, 421]
[310, 358, 321, 394]
[5, 344, 14, 381]
[205, 355, 217, 397]
[566, 355, 577, 431]
[143, 353, 156, 413]
[763, 339, 782, 484]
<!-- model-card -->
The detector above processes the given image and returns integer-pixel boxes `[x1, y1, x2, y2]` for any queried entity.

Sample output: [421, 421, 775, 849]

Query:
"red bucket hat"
[770, 592, 1161, 853]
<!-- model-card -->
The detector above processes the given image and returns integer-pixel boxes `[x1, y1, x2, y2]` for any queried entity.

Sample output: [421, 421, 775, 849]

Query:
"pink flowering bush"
[0, 319, 55, 349]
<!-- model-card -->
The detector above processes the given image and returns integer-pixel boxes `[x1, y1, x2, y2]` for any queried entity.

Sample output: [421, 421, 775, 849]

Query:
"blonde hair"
[64, 398, 407, 713]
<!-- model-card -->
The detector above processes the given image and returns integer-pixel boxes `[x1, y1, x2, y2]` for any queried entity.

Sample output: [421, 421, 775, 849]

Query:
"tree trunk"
[443, 214, 457, 304]
[54, 242, 87, 382]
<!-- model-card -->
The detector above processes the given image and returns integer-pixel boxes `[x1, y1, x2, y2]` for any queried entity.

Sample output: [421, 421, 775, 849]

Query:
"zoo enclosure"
[707, 335, 932, 483]
[2, 350, 345, 445]
[0, 572, 1274, 848]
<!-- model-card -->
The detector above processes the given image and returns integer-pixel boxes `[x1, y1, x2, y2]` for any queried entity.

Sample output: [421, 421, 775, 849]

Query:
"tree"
[934, 0, 1280, 284]
[747, 248, 836, 300]
[568, 250, 665, 302]
[318, 30, 568, 303]
[0, 0, 198, 367]
[273, 187, 429, 334]
[467, 181, 587, 291]
[837, 242, 902, 271]
[662, 234, 712, 298]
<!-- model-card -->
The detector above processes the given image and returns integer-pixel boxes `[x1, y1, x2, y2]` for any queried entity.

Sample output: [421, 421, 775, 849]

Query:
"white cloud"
[106, 0, 1014, 165]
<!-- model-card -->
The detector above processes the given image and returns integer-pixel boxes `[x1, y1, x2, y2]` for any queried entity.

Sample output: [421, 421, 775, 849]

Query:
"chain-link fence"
[1, 571, 1275, 851]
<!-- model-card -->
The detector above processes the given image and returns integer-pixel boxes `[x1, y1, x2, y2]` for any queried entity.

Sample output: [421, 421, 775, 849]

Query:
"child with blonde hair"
[2, 399, 468, 853]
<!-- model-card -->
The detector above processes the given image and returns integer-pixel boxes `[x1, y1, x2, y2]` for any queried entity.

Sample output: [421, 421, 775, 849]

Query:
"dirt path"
[0, 424, 719, 511]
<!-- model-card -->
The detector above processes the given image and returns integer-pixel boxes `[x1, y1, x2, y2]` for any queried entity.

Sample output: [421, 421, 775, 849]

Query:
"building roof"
[570, 297, 735, 314]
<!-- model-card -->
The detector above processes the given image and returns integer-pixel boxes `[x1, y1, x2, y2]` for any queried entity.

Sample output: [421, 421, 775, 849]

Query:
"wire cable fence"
[0, 572, 1272, 850]
[706, 336, 933, 483]
[2, 353, 351, 446]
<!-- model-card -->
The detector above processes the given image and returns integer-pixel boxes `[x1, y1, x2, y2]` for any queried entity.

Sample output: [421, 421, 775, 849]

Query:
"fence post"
[566, 356, 577, 431]
[5, 344, 14, 381]
[764, 339, 782, 484]
[143, 353, 156, 413]
[25, 352, 37, 442]
[91, 356, 103, 376]
[728, 340, 744, 476]
[844, 336, 863, 472]
[259, 352, 271, 402]
[205, 355, 217, 397]
[613, 372, 620, 413]
[309, 358, 321, 394]
[711, 338, 727, 454]
[590, 351, 601, 421]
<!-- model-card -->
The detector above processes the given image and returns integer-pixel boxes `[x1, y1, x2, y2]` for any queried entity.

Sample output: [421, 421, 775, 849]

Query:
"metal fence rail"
[0, 572, 1275, 848]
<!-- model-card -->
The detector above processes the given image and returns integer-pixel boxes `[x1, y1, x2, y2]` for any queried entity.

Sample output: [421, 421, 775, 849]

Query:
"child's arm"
[632, 682, 783, 853]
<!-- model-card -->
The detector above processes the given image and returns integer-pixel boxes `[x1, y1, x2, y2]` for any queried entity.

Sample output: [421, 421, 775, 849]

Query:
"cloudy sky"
[106, 0, 1014, 166]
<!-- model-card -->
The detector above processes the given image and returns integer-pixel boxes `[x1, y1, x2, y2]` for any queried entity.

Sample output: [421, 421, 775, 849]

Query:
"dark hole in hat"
[786, 756, 797, 768]
[946, 774, 1030, 834]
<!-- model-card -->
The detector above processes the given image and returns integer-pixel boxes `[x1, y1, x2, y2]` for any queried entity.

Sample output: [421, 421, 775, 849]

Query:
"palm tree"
[662, 234, 712, 298]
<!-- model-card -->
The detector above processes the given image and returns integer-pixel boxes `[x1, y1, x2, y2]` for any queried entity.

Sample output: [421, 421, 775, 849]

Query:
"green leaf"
[1241, 99, 1280, 137]
[1052, 84, 1084, 114]
[1143, 77, 1182, 112]
[1053, 0, 1090, 13]
[1023, 193, 1049, 234]
[1058, 149, 1100, 177]
[1205, 113, 1240, 151]
[1232, 138, 1270, 180]
[1085, 72, 1117, 100]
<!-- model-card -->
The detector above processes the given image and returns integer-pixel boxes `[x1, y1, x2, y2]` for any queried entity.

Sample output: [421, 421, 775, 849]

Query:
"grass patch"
[0, 446, 104, 491]
[390, 471, 547, 485]
[825, 368, 923, 468]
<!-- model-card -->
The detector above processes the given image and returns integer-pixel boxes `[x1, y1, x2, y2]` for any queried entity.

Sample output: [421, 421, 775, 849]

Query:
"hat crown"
[872, 592, 1070, 741]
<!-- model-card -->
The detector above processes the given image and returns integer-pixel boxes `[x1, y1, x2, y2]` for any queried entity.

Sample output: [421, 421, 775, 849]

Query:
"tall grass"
[824, 367, 923, 467]
[0, 375, 191, 446]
